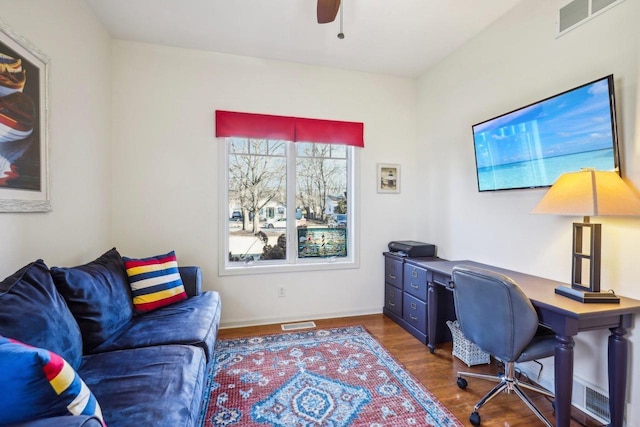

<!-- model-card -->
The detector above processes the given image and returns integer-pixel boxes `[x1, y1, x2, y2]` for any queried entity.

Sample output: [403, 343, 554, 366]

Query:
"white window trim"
[218, 139, 360, 276]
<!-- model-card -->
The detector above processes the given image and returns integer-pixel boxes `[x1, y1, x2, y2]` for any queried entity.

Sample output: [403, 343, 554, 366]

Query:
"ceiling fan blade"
[317, 0, 341, 24]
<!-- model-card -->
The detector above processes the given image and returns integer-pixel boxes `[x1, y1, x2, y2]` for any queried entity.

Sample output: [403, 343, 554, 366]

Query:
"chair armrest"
[178, 266, 202, 297]
[8, 415, 103, 427]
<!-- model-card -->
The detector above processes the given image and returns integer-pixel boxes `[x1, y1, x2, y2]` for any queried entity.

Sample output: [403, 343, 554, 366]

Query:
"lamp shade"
[532, 169, 640, 217]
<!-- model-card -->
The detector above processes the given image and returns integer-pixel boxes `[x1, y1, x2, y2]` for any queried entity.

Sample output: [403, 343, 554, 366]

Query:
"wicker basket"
[446, 320, 491, 367]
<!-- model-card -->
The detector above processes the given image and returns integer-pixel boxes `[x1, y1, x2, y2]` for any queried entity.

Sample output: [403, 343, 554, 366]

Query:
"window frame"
[218, 138, 360, 276]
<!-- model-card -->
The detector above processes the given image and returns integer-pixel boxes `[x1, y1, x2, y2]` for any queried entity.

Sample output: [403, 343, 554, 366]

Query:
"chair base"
[457, 362, 554, 427]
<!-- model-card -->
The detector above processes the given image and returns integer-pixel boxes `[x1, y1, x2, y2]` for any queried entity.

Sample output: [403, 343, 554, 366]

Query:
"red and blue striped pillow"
[123, 251, 187, 312]
[0, 336, 106, 425]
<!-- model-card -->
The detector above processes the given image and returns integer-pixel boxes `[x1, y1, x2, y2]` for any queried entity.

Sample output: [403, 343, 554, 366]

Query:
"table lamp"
[532, 169, 640, 303]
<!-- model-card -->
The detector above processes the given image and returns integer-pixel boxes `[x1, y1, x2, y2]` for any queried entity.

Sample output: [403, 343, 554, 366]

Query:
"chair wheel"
[470, 411, 481, 426]
[457, 377, 468, 389]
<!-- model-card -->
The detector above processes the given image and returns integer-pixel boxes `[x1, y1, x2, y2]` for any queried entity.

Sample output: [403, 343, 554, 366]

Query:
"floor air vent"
[585, 386, 610, 422]
[573, 377, 610, 424]
[281, 321, 316, 331]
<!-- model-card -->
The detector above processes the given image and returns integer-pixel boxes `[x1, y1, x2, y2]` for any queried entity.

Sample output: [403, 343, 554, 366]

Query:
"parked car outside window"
[328, 214, 347, 228]
[263, 217, 307, 228]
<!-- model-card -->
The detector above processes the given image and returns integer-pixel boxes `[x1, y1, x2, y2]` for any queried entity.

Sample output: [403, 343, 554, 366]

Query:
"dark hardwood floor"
[218, 314, 604, 427]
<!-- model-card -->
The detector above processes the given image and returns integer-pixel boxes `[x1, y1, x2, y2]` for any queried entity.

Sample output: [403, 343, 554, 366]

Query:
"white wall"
[417, 0, 640, 423]
[109, 41, 418, 327]
[0, 0, 112, 276]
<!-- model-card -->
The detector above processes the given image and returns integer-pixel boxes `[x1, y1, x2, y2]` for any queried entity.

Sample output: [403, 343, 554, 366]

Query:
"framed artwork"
[0, 20, 50, 212]
[377, 163, 400, 194]
[298, 228, 347, 258]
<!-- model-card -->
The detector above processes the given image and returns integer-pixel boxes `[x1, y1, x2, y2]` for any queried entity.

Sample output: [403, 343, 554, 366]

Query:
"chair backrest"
[451, 265, 540, 362]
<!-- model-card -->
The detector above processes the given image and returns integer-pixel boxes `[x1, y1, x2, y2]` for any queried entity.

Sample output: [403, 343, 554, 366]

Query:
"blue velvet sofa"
[0, 249, 221, 427]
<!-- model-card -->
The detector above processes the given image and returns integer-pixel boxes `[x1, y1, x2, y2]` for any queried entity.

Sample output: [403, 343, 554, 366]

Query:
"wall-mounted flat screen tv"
[472, 75, 620, 192]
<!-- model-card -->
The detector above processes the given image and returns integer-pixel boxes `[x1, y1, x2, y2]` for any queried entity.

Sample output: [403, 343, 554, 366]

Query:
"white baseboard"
[220, 307, 382, 329]
[516, 361, 614, 425]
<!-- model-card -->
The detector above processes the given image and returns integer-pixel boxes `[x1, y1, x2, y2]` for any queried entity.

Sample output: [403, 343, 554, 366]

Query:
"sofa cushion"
[91, 291, 221, 362]
[51, 248, 134, 353]
[0, 336, 105, 426]
[0, 260, 83, 369]
[122, 251, 187, 313]
[79, 345, 206, 427]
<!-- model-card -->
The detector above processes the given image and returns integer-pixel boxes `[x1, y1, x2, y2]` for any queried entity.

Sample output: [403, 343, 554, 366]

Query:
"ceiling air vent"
[560, 0, 589, 32]
[558, 0, 624, 36]
[592, 0, 617, 13]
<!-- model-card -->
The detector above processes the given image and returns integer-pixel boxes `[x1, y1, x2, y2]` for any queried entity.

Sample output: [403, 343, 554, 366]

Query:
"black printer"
[388, 241, 436, 258]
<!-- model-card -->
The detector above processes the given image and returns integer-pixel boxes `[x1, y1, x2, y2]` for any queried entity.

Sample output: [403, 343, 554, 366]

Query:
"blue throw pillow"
[0, 260, 83, 369]
[51, 248, 134, 353]
[0, 336, 106, 425]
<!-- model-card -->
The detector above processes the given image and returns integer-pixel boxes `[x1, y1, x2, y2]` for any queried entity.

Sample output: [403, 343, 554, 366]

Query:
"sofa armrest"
[178, 266, 202, 297]
[8, 415, 103, 427]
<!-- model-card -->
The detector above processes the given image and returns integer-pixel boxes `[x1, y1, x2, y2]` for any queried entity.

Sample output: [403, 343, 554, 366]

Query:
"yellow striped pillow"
[122, 251, 187, 312]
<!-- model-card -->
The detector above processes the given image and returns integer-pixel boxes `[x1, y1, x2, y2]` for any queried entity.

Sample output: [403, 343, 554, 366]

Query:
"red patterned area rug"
[199, 326, 463, 426]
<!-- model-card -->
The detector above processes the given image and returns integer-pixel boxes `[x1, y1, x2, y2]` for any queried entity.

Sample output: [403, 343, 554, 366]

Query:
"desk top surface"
[406, 257, 640, 320]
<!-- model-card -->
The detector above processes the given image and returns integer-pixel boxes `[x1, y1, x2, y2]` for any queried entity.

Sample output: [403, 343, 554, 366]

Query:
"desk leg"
[609, 326, 628, 427]
[555, 335, 575, 427]
[427, 282, 437, 353]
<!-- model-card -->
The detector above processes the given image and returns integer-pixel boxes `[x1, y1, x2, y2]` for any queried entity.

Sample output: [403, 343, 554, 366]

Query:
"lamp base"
[555, 285, 620, 304]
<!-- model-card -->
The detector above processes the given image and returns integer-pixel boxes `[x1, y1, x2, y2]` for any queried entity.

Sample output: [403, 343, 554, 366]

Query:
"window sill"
[219, 257, 359, 276]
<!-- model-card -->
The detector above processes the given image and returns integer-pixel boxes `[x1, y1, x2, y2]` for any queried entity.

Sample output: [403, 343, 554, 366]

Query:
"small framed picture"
[377, 163, 400, 194]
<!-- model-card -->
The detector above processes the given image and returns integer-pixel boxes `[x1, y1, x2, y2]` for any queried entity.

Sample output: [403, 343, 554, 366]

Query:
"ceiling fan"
[317, 0, 341, 24]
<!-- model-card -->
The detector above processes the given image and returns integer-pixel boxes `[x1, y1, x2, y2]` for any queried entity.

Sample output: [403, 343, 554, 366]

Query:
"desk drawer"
[384, 284, 402, 317]
[404, 264, 428, 301]
[385, 256, 403, 288]
[403, 293, 427, 333]
[432, 271, 451, 288]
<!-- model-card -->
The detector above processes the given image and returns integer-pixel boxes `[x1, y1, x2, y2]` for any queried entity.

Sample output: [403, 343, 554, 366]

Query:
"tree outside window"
[226, 138, 351, 266]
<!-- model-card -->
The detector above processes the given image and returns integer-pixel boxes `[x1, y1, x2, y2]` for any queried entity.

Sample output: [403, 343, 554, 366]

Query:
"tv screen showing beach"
[472, 75, 618, 192]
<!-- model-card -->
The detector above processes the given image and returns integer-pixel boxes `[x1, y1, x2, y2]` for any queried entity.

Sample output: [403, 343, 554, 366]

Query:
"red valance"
[215, 111, 295, 141]
[215, 110, 364, 147]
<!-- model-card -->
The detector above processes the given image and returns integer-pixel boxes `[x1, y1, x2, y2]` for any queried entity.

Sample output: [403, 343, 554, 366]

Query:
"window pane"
[229, 138, 248, 154]
[297, 142, 347, 159]
[297, 142, 314, 158]
[228, 138, 287, 262]
[268, 140, 286, 156]
[296, 144, 349, 258]
[330, 144, 347, 159]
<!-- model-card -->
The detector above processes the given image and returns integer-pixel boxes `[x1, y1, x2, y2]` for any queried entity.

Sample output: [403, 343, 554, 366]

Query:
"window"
[216, 110, 363, 275]
[222, 138, 356, 274]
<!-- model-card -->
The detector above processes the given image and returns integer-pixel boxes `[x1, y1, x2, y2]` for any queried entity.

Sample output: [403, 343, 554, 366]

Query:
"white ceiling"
[84, 0, 523, 78]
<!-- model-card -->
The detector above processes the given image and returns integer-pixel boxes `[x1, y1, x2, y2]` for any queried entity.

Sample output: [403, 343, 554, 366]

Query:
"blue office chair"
[451, 265, 556, 427]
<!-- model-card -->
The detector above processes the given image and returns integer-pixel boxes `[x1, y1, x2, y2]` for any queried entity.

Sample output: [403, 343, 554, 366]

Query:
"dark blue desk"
[410, 258, 640, 427]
